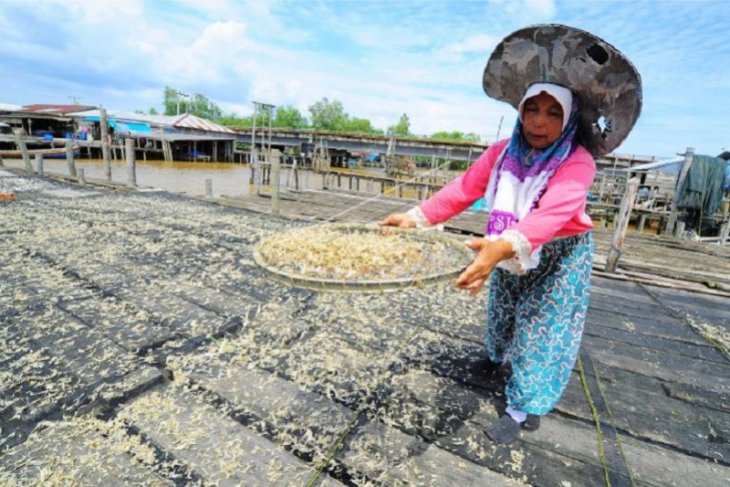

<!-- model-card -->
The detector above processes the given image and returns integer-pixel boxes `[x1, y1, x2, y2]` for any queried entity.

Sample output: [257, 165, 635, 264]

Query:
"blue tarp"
[468, 197, 489, 212]
[82, 117, 151, 134]
[121, 122, 151, 134]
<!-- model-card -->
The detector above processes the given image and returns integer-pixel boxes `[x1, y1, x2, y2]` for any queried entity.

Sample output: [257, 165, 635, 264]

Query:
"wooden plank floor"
[1, 170, 728, 486]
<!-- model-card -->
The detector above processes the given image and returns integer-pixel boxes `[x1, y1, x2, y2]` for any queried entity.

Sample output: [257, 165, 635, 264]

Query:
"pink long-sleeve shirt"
[420, 139, 596, 251]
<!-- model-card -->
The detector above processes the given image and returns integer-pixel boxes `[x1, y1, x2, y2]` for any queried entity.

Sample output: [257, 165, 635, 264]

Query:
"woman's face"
[521, 92, 564, 149]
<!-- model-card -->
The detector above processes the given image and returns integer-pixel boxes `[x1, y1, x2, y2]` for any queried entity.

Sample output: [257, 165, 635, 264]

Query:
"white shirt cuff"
[406, 206, 429, 227]
[487, 229, 532, 275]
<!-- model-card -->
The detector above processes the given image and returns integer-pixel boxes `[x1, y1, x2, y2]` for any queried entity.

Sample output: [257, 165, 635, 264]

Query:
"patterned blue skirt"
[486, 232, 593, 415]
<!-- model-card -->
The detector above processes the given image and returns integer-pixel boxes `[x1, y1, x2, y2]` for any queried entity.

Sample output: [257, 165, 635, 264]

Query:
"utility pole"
[176, 91, 189, 116]
[496, 115, 504, 141]
[250, 101, 275, 195]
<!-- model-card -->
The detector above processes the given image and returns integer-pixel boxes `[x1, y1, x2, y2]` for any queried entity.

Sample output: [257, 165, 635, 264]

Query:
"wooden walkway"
[1, 169, 728, 486]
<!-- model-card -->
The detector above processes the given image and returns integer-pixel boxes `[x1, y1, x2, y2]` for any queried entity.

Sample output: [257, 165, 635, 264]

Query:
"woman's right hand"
[378, 213, 416, 228]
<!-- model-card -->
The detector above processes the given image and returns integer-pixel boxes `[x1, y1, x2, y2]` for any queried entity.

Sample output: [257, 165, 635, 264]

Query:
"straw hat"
[483, 24, 642, 156]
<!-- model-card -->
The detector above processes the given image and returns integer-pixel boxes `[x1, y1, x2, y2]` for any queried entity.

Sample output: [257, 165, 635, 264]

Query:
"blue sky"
[1, 0, 728, 158]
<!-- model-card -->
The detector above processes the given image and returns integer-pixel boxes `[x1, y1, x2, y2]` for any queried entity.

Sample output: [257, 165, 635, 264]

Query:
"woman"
[380, 24, 642, 444]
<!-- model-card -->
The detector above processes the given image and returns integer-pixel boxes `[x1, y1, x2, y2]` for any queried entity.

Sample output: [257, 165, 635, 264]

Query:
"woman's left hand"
[455, 238, 515, 297]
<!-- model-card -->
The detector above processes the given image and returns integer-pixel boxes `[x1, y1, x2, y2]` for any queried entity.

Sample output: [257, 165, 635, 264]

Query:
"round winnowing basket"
[253, 223, 472, 292]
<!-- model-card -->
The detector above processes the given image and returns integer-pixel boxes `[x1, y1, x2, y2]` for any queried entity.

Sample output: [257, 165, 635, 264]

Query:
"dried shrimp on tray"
[253, 223, 473, 292]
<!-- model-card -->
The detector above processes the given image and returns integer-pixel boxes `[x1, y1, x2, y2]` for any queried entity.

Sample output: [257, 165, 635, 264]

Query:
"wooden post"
[666, 147, 694, 236]
[719, 222, 729, 246]
[605, 177, 639, 273]
[78, 168, 86, 185]
[292, 157, 299, 191]
[35, 154, 43, 176]
[15, 133, 32, 172]
[205, 178, 213, 197]
[100, 107, 112, 180]
[637, 213, 647, 233]
[598, 173, 606, 202]
[0, 155, 4, 166]
[125, 138, 136, 187]
[65, 139, 77, 177]
[676, 221, 686, 237]
[271, 149, 281, 216]
[717, 198, 729, 245]
[252, 148, 260, 194]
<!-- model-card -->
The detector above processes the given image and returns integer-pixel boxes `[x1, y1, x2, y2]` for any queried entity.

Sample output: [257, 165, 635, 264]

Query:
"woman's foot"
[523, 414, 540, 431]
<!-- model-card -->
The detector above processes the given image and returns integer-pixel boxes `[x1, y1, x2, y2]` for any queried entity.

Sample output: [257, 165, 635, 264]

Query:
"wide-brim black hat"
[483, 24, 642, 156]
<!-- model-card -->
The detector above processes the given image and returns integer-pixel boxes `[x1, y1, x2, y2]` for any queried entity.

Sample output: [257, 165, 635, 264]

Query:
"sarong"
[485, 232, 593, 414]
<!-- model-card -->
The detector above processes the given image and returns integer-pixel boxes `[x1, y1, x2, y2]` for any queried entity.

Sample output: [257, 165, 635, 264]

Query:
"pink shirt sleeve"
[509, 148, 596, 250]
[420, 140, 507, 224]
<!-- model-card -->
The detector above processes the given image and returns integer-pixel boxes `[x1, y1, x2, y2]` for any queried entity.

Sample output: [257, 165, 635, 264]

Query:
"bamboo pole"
[205, 178, 213, 197]
[78, 168, 86, 185]
[100, 107, 112, 180]
[605, 177, 639, 273]
[271, 149, 281, 215]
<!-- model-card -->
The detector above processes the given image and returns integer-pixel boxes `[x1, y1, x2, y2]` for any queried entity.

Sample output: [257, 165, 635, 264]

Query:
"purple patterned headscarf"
[485, 86, 580, 236]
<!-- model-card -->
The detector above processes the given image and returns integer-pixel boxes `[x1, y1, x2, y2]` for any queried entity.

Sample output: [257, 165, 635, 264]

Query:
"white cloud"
[524, 0, 556, 17]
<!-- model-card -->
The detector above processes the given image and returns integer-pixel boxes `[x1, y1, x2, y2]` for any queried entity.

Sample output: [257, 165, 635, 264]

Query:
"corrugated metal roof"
[70, 110, 179, 127]
[158, 133, 236, 141]
[69, 110, 233, 134]
[174, 114, 235, 134]
[22, 104, 96, 114]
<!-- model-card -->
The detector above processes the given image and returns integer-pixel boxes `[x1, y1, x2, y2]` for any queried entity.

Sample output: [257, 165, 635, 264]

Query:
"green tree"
[188, 93, 223, 121]
[219, 113, 253, 128]
[162, 86, 223, 121]
[343, 117, 381, 134]
[273, 105, 308, 129]
[388, 113, 410, 136]
[163, 86, 178, 116]
[149, 107, 159, 115]
[429, 131, 480, 142]
[309, 97, 348, 131]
